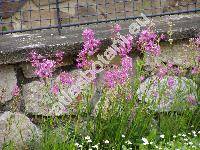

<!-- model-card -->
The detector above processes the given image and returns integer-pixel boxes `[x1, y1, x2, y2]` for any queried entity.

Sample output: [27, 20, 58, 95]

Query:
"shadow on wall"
[0, 0, 199, 32]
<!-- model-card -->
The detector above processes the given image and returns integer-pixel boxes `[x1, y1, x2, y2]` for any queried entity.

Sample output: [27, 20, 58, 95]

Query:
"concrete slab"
[0, 14, 200, 65]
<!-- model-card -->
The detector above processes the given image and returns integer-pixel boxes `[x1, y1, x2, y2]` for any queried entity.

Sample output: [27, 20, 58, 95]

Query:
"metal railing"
[0, 0, 200, 35]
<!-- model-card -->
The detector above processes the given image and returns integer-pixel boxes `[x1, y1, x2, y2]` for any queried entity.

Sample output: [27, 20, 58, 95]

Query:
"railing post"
[56, 0, 62, 35]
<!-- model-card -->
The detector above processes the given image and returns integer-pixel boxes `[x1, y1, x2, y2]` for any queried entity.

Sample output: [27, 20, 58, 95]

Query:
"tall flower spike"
[104, 57, 133, 88]
[137, 29, 161, 56]
[76, 28, 100, 68]
[118, 34, 133, 57]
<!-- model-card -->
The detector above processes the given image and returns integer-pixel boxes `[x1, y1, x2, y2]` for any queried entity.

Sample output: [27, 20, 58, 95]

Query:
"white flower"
[173, 135, 176, 138]
[85, 135, 91, 140]
[75, 143, 79, 147]
[198, 131, 200, 134]
[79, 145, 83, 148]
[92, 144, 99, 149]
[188, 142, 193, 145]
[160, 134, 165, 139]
[192, 131, 196, 134]
[142, 137, 149, 145]
[122, 134, 125, 138]
[184, 138, 188, 141]
[87, 139, 92, 143]
[150, 142, 153, 145]
[182, 134, 186, 137]
[192, 131, 197, 137]
[89, 149, 92, 150]
[104, 140, 109, 144]
[125, 140, 132, 145]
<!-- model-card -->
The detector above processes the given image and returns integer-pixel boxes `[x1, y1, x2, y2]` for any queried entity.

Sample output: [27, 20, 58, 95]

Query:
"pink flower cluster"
[157, 65, 168, 79]
[191, 67, 200, 75]
[187, 95, 198, 105]
[76, 28, 101, 68]
[118, 34, 133, 57]
[55, 50, 65, 63]
[103, 24, 134, 88]
[104, 56, 133, 88]
[167, 76, 174, 87]
[137, 29, 161, 56]
[59, 71, 74, 85]
[50, 72, 74, 95]
[121, 56, 133, 72]
[196, 36, 200, 47]
[29, 51, 56, 78]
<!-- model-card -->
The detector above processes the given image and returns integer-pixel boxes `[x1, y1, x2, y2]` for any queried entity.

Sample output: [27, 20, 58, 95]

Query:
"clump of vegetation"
[4, 24, 200, 150]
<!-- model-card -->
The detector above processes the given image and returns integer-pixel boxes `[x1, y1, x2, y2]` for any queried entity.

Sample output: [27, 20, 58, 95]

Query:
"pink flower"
[104, 57, 132, 88]
[167, 77, 174, 87]
[173, 67, 181, 75]
[51, 84, 59, 95]
[140, 76, 145, 82]
[167, 61, 173, 69]
[104, 70, 118, 88]
[157, 66, 168, 79]
[62, 107, 67, 112]
[76, 28, 100, 68]
[191, 67, 199, 75]
[114, 24, 121, 33]
[126, 93, 132, 101]
[187, 95, 198, 105]
[137, 29, 161, 56]
[55, 50, 64, 62]
[29, 51, 44, 67]
[59, 72, 73, 85]
[82, 28, 95, 42]
[118, 34, 133, 57]
[196, 36, 200, 46]
[29, 51, 56, 78]
[121, 56, 133, 72]
[118, 70, 129, 84]
[34, 59, 56, 78]
[153, 91, 159, 98]
[12, 85, 20, 96]
[160, 34, 165, 40]
[196, 56, 200, 63]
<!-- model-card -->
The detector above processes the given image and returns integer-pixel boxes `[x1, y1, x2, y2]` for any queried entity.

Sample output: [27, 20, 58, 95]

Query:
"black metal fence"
[0, 0, 200, 35]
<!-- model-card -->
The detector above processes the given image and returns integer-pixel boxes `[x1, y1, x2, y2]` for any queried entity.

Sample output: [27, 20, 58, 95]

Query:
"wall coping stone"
[0, 13, 200, 65]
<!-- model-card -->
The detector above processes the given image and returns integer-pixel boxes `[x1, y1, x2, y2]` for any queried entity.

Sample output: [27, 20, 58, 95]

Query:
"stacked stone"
[0, 52, 76, 148]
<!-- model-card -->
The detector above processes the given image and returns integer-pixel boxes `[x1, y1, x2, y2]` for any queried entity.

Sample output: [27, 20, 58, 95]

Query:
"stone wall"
[0, 13, 199, 148]
[1, 0, 200, 31]
[0, 13, 199, 113]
